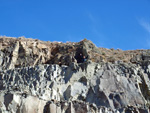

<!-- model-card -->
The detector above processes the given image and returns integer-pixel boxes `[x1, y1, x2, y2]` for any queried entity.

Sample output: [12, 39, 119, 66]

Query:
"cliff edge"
[0, 36, 150, 113]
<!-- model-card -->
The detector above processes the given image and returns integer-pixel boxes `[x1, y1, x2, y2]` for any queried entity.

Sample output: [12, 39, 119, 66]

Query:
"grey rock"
[0, 61, 149, 112]
[1, 37, 150, 112]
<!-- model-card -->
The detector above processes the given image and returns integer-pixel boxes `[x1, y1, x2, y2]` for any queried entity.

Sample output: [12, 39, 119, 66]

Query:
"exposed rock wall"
[0, 37, 150, 113]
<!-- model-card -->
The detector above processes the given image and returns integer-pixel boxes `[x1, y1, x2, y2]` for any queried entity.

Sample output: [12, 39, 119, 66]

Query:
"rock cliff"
[0, 36, 150, 113]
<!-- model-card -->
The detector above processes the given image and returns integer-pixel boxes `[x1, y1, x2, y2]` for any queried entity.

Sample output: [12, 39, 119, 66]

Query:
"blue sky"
[0, 0, 150, 50]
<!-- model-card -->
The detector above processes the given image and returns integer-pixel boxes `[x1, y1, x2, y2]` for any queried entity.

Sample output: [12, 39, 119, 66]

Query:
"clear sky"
[0, 0, 150, 50]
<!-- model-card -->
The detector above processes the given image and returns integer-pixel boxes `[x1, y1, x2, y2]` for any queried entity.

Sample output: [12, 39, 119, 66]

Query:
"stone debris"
[0, 36, 150, 113]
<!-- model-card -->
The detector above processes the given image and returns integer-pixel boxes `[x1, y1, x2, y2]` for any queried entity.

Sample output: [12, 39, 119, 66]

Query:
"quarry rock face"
[0, 37, 150, 113]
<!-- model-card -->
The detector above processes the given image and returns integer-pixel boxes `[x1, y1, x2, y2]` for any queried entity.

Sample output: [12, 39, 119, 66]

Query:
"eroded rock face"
[0, 37, 103, 70]
[0, 62, 150, 112]
[0, 37, 150, 113]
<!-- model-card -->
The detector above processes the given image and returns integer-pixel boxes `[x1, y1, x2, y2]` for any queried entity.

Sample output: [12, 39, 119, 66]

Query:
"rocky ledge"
[0, 36, 150, 113]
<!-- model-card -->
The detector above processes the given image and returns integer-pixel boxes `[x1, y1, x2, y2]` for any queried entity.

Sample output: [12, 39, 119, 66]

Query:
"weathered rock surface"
[0, 36, 150, 113]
